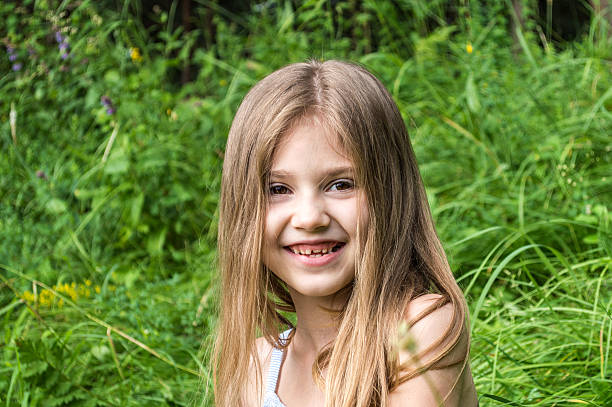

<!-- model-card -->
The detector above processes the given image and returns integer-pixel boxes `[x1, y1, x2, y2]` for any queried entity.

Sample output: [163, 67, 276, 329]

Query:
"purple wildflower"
[7, 46, 17, 62]
[59, 42, 69, 51]
[61, 52, 69, 60]
[55, 31, 64, 43]
[101, 96, 116, 115]
[12, 63, 22, 71]
[36, 170, 48, 179]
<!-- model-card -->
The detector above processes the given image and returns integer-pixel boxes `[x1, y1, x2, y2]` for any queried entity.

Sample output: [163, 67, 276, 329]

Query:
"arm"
[389, 295, 478, 407]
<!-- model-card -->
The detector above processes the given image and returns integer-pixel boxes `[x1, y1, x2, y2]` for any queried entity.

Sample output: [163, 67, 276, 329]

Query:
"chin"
[289, 278, 354, 299]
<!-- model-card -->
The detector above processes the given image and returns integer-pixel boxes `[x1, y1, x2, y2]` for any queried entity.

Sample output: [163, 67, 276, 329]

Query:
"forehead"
[271, 117, 353, 171]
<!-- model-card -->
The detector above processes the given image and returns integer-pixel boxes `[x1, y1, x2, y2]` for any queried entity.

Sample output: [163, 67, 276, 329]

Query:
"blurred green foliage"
[1, 0, 611, 406]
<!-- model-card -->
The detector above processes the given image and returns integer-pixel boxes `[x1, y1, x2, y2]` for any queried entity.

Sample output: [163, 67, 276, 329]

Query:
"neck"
[288, 286, 350, 356]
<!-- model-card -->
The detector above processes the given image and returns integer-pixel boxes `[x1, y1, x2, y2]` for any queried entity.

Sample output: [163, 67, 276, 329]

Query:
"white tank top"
[262, 329, 292, 407]
[261, 329, 479, 407]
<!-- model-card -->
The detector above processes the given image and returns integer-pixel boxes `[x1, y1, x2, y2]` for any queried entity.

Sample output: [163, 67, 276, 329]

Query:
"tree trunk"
[511, 0, 524, 54]
[592, 0, 612, 40]
[181, 0, 193, 84]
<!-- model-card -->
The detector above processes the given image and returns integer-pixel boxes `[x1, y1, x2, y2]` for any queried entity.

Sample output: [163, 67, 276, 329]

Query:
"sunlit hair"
[213, 60, 468, 407]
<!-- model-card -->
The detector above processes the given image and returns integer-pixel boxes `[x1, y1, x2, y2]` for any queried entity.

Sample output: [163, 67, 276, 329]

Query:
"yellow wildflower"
[167, 109, 178, 121]
[40, 290, 54, 307]
[21, 281, 104, 308]
[466, 43, 473, 54]
[130, 47, 143, 63]
[22, 291, 36, 303]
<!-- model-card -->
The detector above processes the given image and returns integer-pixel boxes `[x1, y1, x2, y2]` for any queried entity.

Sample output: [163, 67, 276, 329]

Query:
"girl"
[213, 60, 477, 407]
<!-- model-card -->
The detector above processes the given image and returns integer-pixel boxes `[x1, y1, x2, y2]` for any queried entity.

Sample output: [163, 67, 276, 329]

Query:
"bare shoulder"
[390, 294, 478, 407]
[404, 293, 451, 329]
[402, 294, 459, 361]
[255, 335, 275, 363]
[243, 336, 274, 407]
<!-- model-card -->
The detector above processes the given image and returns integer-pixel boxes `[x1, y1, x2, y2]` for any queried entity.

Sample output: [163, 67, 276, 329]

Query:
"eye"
[269, 184, 291, 195]
[328, 179, 354, 192]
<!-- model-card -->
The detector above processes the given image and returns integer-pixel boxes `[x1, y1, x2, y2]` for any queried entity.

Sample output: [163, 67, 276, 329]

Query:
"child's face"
[263, 119, 368, 299]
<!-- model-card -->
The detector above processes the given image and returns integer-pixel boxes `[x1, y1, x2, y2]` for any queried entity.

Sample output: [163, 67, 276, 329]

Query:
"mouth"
[284, 242, 346, 258]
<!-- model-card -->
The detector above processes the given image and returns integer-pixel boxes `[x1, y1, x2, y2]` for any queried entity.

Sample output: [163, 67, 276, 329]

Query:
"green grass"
[1, 0, 611, 405]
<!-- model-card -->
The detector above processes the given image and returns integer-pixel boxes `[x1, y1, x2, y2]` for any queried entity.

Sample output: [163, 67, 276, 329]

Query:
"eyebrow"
[269, 166, 354, 179]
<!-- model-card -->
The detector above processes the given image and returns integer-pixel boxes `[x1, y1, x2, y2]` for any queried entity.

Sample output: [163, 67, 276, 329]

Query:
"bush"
[1, 1, 610, 405]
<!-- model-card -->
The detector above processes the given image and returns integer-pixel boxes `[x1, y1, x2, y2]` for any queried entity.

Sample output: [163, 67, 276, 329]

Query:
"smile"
[283, 242, 346, 266]
[285, 242, 345, 257]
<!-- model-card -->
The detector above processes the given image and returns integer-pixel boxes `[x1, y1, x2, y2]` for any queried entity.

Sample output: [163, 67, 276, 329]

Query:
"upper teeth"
[291, 247, 331, 255]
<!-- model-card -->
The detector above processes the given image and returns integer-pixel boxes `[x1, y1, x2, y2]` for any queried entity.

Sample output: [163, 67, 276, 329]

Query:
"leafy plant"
[1, 1, 610, 406]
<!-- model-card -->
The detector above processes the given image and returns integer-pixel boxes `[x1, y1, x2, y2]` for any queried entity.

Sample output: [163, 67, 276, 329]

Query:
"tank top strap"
[265, 329, 292, 394]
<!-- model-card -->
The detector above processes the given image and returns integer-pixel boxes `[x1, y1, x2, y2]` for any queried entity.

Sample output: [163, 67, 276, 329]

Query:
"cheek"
[264, 208, 280, 241]
[263, 207, 283, 265]
[263, 218, 274, 256]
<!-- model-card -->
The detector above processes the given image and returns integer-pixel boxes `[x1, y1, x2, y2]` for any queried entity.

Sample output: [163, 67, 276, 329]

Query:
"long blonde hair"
[213, 60, 468, 407]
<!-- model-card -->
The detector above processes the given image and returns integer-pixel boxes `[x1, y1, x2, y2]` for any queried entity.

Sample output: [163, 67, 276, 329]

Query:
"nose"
[290, 193, 330, 231]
